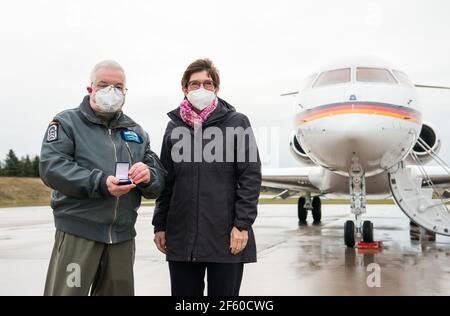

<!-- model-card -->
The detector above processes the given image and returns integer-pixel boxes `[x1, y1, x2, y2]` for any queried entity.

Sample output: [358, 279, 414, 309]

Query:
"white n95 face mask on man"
[94, 86, 125, 113]
[187, 88, 216, 111]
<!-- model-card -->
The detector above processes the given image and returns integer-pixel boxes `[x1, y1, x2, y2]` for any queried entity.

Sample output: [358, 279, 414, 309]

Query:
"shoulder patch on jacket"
[46, 121, 59, 142]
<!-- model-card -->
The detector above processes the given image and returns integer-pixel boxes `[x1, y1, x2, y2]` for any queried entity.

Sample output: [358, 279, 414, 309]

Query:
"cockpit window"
[303, 73, 317, 89]
[313, 68, 351, 87]
[392, 70, 413, 87]
[356, 67, 397, 84]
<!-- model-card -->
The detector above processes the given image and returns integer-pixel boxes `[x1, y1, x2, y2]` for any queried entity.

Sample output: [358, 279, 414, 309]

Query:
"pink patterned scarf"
[179, 97, 218, 129]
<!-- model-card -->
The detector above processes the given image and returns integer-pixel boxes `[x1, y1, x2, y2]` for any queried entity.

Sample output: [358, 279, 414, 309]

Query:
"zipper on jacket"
[191, 157, 201, 262]
[125, 142, 134, 164]
[108, 128, 119, 244]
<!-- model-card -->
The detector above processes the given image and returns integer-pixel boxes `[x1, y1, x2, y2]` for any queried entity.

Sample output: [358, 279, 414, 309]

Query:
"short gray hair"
[90, 60, 126, 84]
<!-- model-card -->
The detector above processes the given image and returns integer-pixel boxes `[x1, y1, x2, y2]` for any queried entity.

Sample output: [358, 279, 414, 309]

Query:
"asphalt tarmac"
[0, 203, 449, 296]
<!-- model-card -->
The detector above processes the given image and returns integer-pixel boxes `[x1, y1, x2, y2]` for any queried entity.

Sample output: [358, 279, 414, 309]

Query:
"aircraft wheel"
[298, 197, 307, 225]
[362, 221, 374, 243]
[312, 196, 322, 224]
[344, 220, 356, 248]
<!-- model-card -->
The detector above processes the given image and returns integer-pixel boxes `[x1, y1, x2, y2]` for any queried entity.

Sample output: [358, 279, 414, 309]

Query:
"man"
[40, 60, 166, 296]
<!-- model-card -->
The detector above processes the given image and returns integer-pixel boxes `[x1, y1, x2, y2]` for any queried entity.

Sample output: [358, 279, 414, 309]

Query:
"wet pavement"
[0, 204, 449, 296]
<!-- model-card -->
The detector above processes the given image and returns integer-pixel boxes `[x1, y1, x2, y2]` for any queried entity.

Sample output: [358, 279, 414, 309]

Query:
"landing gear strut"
[344, 156, 374, 247]
[298, 193, 322, 225]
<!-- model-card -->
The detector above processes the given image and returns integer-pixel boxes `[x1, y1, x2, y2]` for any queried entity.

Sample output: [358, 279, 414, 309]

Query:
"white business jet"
[263, 56, 450, 247]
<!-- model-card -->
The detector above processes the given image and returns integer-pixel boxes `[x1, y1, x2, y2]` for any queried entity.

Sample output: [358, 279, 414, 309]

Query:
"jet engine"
[407, 122, 441, 164]
[290, 133, 314, 165]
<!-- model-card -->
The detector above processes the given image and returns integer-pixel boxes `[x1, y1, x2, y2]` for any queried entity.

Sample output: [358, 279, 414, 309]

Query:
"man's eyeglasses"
[187, 80, 215, 91]
[95, 84, 128, 94]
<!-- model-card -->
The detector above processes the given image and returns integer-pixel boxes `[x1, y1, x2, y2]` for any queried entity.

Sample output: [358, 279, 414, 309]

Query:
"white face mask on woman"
[94, 85, 125, 113]
[187, 88, 216, 111]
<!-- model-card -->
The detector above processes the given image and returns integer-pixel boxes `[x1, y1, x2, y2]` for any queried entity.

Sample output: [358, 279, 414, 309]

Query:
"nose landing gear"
[344, 220, 356, 247]
[344, 220, 374, 247]
[362, 220, 374, 243]
[344, 157, 374, 248]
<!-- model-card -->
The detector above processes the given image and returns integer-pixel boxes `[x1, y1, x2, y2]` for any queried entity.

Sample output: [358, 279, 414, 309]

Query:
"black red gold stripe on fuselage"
[297, 102, 422, 124]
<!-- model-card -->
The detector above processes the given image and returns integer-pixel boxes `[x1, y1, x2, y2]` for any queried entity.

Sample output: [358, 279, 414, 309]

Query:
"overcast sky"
[0, 0, 449, 168]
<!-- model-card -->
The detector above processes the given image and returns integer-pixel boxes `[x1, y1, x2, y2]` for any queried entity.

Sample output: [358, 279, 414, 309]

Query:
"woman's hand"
[230, 227, 248, 255]
[154, 231, 167, 254]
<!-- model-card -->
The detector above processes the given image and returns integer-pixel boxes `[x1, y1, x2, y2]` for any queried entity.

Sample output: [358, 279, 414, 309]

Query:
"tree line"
[0, 149, 40, 177]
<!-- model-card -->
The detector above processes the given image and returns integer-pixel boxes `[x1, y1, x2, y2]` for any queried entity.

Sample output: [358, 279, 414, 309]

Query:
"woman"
[152, 59, 261, 296]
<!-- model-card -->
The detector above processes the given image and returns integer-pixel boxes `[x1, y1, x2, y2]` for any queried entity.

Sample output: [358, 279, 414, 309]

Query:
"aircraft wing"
[262, 167, 321, 193]
[415, 84, 450, 90]
[419, 166, 450, 189]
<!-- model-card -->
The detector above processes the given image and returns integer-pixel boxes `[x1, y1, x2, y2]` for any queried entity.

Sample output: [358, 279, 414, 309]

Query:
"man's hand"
[129, 162, 151, 185]
[230, 227, 248, 255]
[154, 231, 167, 254]
[106, 176, 136, 197]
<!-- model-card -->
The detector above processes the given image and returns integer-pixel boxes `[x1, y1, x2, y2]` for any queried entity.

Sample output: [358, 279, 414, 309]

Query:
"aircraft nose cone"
[299, 115, 416, 176]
